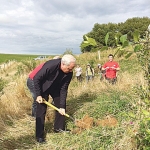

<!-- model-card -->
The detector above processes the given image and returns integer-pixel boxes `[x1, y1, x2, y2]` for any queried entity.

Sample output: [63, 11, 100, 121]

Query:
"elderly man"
[27, 54, 76, 143]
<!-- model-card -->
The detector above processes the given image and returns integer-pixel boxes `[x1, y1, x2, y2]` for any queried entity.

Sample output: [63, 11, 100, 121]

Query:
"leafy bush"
[136, 110, 150, 149]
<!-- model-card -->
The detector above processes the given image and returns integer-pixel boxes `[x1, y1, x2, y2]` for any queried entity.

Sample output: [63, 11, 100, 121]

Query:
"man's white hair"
[61, 54, 76, 66]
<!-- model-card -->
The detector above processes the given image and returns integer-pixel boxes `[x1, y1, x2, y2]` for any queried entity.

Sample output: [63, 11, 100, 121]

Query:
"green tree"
[63, 49, 74, 55]
[80, 35, 97, 53]
[81, 17, 150, 53]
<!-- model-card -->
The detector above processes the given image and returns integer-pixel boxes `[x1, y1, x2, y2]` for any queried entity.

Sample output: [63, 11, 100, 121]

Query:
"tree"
[81, 17, 150, 52]
[80, 35, 97, 53]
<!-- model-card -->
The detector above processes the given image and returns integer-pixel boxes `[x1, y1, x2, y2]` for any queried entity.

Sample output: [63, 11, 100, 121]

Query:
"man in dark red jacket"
[27, 54, 76, 143]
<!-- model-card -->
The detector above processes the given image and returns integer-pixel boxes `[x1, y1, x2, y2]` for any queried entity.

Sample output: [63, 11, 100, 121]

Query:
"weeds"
[0, 77, 6, 93]
[16, 60, 37, 75]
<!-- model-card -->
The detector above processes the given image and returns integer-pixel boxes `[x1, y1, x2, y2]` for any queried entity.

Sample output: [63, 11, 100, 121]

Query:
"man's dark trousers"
[36, 93, 66, 138]
[27, 78, 65, 139]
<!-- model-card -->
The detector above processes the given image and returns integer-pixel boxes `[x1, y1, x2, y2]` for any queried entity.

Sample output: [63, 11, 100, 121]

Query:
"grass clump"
[0, 78, 6, 93]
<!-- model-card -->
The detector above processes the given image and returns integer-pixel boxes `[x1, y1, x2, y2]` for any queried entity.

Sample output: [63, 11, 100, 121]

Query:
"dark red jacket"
[29, 58, 73, 108]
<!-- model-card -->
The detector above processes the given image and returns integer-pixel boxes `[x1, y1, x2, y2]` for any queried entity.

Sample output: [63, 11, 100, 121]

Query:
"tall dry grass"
[68, 71, 145, 99]
[0, 74, 32, 133]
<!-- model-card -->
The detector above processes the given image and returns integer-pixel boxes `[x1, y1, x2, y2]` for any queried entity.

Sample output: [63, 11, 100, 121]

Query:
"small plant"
[136, 110, 150, 149]
[0, 77, 6, 93]
[16, 60, 37, 75]
[16, 65, 25, 75]
[21, 59, 37, 73]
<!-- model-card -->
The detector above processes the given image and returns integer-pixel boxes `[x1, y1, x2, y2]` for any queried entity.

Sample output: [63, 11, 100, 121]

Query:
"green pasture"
[0, 54, 38, 64]
[0, 54, 53, 64]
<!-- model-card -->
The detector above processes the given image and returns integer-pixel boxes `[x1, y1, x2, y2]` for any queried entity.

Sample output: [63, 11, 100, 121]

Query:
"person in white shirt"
[75, 64, 82, 82]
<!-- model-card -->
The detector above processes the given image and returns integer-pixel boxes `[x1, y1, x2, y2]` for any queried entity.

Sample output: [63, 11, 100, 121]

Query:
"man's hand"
[105, 67, 110, 70]
[59, 108, 66, 115]
[110, 67, 116, 70]
[36, 96, 43, 103]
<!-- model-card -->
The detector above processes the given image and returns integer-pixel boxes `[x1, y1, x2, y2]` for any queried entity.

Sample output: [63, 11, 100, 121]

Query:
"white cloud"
[0, 0, 150, 55]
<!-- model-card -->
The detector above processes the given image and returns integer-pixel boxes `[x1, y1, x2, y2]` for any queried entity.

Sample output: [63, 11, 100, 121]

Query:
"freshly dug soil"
[72, 114, 118, 134]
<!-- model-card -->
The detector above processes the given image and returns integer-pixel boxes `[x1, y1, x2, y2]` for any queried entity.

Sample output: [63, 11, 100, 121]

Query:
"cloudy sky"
[0, 0, 150, 55]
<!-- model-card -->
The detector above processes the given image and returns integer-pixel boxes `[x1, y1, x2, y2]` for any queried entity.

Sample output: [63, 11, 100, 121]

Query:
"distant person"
[75, 64, 82, 82]
[27, 54, 76, 143]
[102, 54, 120, 84]
[97, 64, 105, 81]
[86, 64, 94, 82]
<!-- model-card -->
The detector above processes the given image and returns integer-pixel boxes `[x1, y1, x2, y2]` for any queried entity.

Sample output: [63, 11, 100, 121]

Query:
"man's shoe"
[36, 138, 46, 143]
[54, 129, 71, 133]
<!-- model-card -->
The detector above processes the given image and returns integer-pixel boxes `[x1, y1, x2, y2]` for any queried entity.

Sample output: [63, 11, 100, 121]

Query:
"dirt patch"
[95, 115, 118, 127]
[72, 114, 118, 134]
[75, 115, 94, 129]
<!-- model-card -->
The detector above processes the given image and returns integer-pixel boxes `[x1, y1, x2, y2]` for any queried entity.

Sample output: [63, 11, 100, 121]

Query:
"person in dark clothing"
[97, 64, 105, 81]
[27, 54, 76, 143]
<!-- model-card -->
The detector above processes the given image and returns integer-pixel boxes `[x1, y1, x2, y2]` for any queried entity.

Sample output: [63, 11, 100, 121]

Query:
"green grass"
[0, 82, 139, 149]
[0, 87, 136, 149]
[0, 54, 37, 64]
[119, 58, 141, 74]
[51, 90, 137, 149]
[0, 53, 51, 64]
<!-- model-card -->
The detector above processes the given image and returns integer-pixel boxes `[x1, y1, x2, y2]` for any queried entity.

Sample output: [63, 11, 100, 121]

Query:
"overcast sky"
[0, 0, 150, 55]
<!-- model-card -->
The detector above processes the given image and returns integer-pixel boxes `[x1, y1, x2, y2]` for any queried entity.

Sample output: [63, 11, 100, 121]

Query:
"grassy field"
[0, 53, 53, 64]
[0, 51, 148, 149]
[0, 53, 37, 63]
